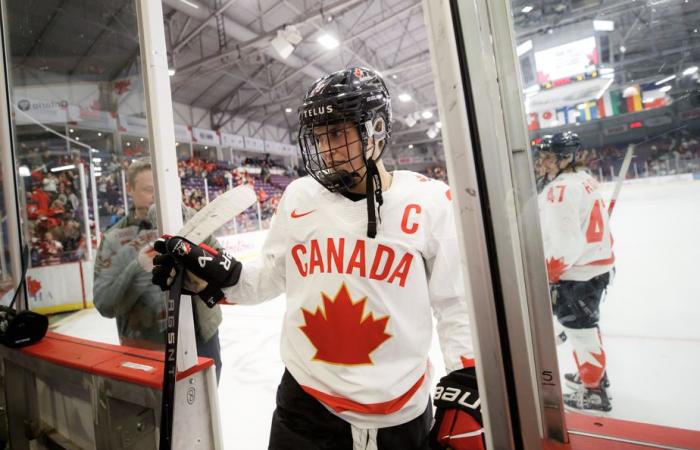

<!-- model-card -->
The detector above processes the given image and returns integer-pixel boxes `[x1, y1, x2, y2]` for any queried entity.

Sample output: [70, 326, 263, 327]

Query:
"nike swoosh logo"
[291, 209, 315, 219]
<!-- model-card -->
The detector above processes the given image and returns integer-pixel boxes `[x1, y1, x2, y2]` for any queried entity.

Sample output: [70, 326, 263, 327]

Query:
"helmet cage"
[298, 95, 389, 193]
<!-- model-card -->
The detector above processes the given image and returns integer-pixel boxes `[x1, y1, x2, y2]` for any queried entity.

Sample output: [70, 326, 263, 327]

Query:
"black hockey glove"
[151, 235, 242, 308]
[430, 367, 485, 450]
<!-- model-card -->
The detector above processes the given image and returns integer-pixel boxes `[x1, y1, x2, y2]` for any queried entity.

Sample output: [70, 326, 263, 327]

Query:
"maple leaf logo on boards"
[27, 276, 42, 297]
[300, 284, 391, 365]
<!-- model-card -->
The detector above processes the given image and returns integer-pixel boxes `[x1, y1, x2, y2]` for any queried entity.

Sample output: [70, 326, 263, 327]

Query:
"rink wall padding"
[24, 261, 93, 315]
[216, 229, 269, 262]
[21, 331, 214, 388]
[562, 411, 700, 450]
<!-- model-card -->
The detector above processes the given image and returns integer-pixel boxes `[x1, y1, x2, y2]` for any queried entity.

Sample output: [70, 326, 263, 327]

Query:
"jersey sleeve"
[92, 233, 143, 318]
[538, 182, 585, 283]
[425, 183, 475, 373]
[222, 190, 289, 305]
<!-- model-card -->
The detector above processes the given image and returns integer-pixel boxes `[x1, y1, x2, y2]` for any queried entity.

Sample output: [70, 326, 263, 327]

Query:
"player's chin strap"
[365, 158, 383, 239]
[364, 118, 387, 239]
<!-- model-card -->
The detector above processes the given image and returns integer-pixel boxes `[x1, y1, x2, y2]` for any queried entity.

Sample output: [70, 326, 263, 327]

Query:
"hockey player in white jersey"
[536, 132, 614, 412]
[151, 67, 483, 449]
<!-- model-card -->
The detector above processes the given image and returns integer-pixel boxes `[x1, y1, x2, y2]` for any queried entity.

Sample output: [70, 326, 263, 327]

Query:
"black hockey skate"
[563, 385, 612, 412]
[564, 371, 610, 391]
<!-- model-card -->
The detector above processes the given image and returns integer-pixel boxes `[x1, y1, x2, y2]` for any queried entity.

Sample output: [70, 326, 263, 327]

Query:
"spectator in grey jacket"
[93, 158, 224, 380]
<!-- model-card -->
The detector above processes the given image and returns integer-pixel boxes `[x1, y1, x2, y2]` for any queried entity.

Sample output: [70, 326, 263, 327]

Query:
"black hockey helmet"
[538, 131, 582, 170]
[543, 131, 582, 161]
[297, 67, 392, 193]
[297, 67, 392, 239]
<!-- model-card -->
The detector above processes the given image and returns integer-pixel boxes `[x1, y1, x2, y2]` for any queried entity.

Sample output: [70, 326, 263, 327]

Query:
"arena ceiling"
[5, 0, 700, 150]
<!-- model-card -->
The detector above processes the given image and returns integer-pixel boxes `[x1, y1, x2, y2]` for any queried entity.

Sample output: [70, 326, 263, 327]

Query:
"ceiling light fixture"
[179, 0, 200, 9]
[398, 93, 412, 102]
[682, 66, 698, 76]
[317, 33, 339, 50]
[521, 5, 533, 13]
[51, 164, 76, 173]
[655, 75, 676, 85]
[421, 110, 434, 119]
[593, 20, 615, 31]
[271, 25, 302, 59]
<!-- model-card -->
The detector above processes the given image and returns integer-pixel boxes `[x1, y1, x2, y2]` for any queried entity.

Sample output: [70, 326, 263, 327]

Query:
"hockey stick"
[159, 265, 183, 450]
[606, 124, 690, 217]
[159, 184, 257, 450]
[179, 184, 256, 242]
[607, 143, 634, 216]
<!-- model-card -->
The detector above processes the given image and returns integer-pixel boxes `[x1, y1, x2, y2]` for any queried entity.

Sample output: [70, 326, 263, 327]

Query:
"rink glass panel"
[1, 0, 166, 348]
[507, 0, 700, 439]
[0, 137, 12, 298]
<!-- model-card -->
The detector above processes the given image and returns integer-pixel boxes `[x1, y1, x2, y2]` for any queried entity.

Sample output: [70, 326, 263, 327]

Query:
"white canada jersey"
[538, 170, 614, 282]
[224, 171, 475, 428]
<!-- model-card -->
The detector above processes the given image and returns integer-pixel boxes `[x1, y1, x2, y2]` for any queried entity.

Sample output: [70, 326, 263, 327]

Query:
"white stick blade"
[180, 184, 257, 242]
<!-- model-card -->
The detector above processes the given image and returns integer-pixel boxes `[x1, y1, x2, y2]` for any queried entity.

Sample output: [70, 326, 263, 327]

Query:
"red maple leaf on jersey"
[546, 257, 567, 283]
[300, 284, 391, 365]
[27, 276, 42, 296]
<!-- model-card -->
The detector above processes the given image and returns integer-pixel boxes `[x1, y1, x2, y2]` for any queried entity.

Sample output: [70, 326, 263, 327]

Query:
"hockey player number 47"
[586, 200, 605, 243]
[546, 186, 605, 244]
[546, 185, 566, 203]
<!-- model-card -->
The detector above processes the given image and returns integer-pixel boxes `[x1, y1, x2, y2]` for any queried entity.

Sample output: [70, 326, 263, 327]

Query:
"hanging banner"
[174, 124, 191, 143]
[534, 36, 597, 84]
[244, 136, 265, 152]
[285, 144, 298, 156]
[264, 140, 287, 155]
[221, 133, 245, 149]
[118, 114, 149, 136]
[14, 98, 69, 125]
[71, 107, 118, 131]
[192, 127, 220, 146]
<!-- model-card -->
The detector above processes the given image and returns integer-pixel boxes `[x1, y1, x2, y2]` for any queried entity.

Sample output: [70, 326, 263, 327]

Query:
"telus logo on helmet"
[303, 105, 334, 119]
